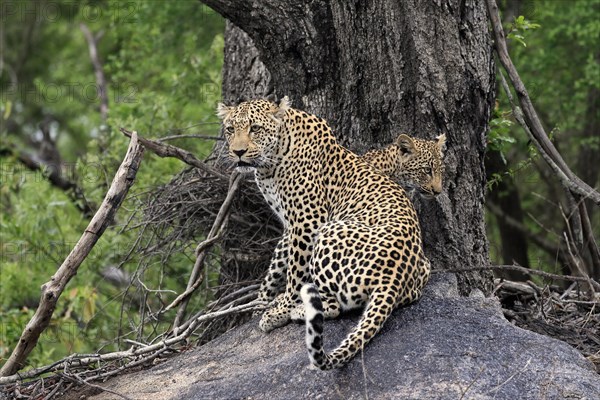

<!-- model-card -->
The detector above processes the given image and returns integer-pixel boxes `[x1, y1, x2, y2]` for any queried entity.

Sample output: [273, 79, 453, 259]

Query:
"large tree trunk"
[206, 0, 495, 295]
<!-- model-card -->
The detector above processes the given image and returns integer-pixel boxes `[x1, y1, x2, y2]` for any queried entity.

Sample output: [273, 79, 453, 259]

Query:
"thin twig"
[120, 128, 228, 181]
[459, 366, 486, 400]
[489, 358, 531, 393]
[158, 134, 223, 142]
[211, 284, 260, 306]
[171, 284, 260, 334]
[360, 349, 370, 400]
[59, 372, 133, 400]
[80, 23, 108, 121]
[436, 265, 600, 291]
[172, 171, 242, 327]
[41, 380, 66, 400]
[0, 299, 266, 385]
[0, 145, 96, 217]
[562, 232, 596, 297]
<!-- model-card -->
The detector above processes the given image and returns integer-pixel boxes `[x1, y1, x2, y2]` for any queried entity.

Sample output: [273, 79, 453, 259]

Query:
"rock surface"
[87, 273, 599, 400]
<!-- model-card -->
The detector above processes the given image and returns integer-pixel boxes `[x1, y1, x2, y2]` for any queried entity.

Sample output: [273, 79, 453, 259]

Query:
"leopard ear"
[436, 134, 447, 156]
[396, 134, 416, 156]
[274, 96, 291, 120]
[216, 103, 234, 120]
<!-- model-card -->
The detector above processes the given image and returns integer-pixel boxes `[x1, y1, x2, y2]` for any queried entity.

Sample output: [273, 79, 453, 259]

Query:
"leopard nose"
[431, 178, 442, 195]
[233, 149, 247, 157]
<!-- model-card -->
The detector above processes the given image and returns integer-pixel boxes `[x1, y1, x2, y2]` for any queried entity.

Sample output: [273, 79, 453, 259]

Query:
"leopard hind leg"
[301, 284, 396, 370]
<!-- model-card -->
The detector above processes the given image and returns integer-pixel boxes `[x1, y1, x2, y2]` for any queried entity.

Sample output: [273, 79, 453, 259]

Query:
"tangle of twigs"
[0, 294, 267, 398]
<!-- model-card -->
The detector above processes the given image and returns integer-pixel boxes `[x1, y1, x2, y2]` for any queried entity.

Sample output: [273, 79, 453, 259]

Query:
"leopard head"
[216, 97, 291, 171]
[395, 134, 446, 198]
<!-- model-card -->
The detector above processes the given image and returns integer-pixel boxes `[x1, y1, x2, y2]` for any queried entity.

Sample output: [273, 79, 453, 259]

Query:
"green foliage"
[1, 0, 224, 369]
[488, 107, 515, 155]
[511, 0, 600, 136]
[507, 15, 541, 47]
[487, 0, 600, 272]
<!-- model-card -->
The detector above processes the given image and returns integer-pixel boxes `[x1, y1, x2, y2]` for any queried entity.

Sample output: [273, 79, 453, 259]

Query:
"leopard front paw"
[258, 305, 292, 332]
[290, 304, 305, 322]
[253, 291, 281, 318]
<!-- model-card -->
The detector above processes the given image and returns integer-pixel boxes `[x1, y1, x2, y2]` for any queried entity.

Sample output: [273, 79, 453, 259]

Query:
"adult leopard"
[246, 132, 445, 307]
[217, 97, 430, 370]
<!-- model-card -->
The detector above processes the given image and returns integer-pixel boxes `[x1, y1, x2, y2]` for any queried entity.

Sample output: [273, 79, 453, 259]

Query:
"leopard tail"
[301, 284, 395, 370]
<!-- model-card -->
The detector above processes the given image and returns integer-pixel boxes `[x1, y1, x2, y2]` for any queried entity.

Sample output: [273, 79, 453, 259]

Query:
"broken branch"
[171, 171, 242, 327]
[0, 132, 144, 377]
[437, 264, 600, 292]
[0, 145, 96, 217]
[0, 298, 266, 385]
[120, 128, 228, 181]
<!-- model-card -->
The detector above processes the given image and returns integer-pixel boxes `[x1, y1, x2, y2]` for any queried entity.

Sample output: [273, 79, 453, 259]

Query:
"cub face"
[216, 97, 290, 171]
[396, 134, 446, 198]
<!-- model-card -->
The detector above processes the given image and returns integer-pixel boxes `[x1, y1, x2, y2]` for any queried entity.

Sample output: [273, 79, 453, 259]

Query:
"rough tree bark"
[204, 0, 496, 295]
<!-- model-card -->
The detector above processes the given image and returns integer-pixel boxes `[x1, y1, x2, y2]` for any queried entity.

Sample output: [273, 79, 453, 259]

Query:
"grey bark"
[209, 0, 496, 295]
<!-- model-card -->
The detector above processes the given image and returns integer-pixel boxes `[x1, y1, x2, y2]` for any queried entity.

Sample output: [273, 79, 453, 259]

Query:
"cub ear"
[273, 96, 291, 120]
[216, 103, 234, 120]
[436, 134, 447, 155]
[396, 134, 416, 156]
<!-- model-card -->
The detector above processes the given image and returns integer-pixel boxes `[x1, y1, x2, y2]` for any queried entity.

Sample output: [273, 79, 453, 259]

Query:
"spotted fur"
[361, 134, 446, 199]
[217, 97, 430, 370]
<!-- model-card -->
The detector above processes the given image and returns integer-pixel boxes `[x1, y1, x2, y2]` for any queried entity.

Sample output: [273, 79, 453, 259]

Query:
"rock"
[88, 273, 600, 400]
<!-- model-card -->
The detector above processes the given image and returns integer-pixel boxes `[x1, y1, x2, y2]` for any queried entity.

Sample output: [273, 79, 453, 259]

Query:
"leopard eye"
[425, 167, 433, 175]
[250, 124, 261, 133]
[225, 126, 235, 134]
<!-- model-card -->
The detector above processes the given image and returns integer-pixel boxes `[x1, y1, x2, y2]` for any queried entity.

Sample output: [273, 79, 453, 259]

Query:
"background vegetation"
[1, 0, 224, 368]
[488, 0, 599, 277]
[0, 0, 597, 371]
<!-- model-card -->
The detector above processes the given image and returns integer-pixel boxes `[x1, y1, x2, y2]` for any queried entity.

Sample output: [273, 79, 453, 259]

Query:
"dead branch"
[163, 235, 223, 314]
[0, 133, 144, 377]
[171, 284, 260, 335]
[496, 72, 599, 280]
[0, 299, 266, 385]
[119, 159, 273, 345]
[171, 171, 243, 327]
[80, 23, 108, 121]
[210, 283, 260, 306]
[120, 127, 228, 181]
[563, 231, 596, 297]
[58, 373, 133, 400]
[158, 134, 224, 142]
[437, 265, 600, 292]
[494, 278, 599, 371]
[580, 202, 600, 277]
[485, 0, 600, 205]
[43, 380, 71, 400]
[493, 280, 537, 296]
[0, 145, 96, 217]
